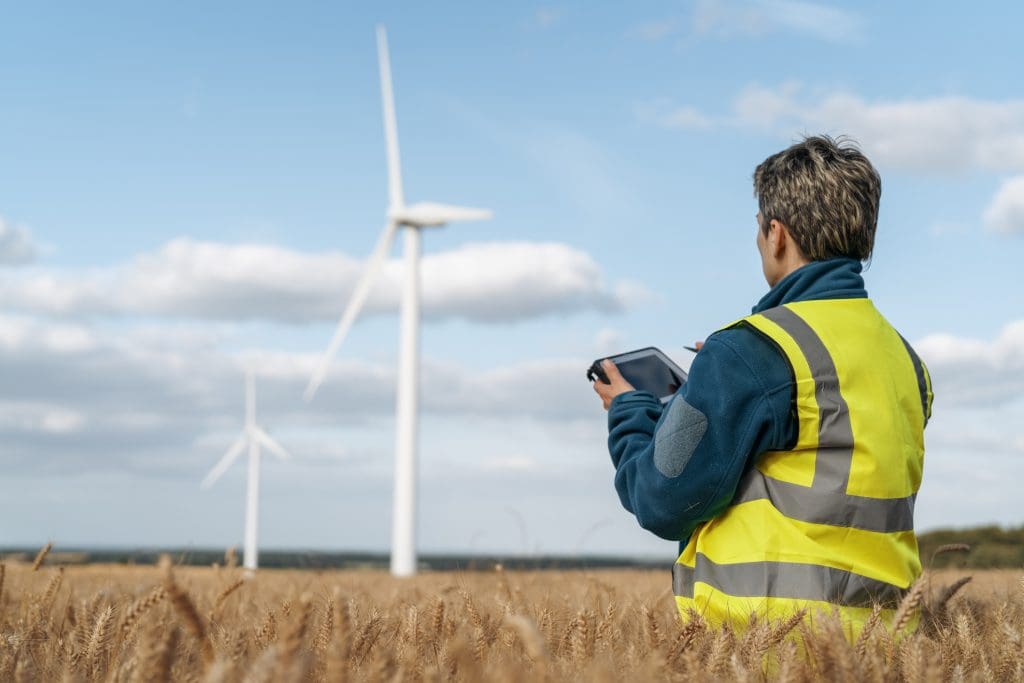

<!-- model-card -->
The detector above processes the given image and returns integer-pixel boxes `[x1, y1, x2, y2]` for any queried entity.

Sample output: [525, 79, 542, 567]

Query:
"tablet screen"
[611, 348, 687, 403]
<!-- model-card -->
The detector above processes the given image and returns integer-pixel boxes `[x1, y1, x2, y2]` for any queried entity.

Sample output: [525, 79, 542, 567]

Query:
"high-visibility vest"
[672, 299, 932, 636]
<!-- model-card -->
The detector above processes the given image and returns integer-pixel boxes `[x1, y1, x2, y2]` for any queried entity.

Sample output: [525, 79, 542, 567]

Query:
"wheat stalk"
[86, 604, 116, 678]
[40, 566, 65, 612]
[314, 596, 334, 655]
[121, 585, 166, 639]
[892, 574, 927, 635]
[31, 542, 53, 571]
[856, 604, 883, 656]
[160, 555, 214, 667]
[937, 576, 973, 610]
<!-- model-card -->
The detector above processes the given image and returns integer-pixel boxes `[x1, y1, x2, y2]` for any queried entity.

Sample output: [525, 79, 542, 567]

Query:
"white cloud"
[0, 238, 645, 323]
[629, 1, 861, 45]
[984, 175, 1024, 234]
[0, 313, 608, 476]
[0, 218, 39, 266]
[642, 83, 1024, 174]
[693, 0, 863, 43]
[911, 322, 1024, 531]
[916, 320, 1024, 408]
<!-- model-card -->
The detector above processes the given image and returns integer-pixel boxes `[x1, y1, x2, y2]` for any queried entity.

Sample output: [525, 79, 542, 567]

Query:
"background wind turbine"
[304, 25, 492, 577]
[202, 369, 292, 571]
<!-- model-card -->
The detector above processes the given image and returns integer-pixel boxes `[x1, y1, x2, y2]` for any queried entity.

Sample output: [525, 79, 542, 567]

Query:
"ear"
[767, 219, 788, 258]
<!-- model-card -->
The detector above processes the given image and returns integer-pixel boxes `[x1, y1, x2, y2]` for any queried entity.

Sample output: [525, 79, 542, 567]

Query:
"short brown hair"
[754, 135, 881, 261]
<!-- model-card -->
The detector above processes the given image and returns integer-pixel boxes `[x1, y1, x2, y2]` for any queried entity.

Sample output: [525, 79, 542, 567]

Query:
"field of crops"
[1, 552, 1021, 681]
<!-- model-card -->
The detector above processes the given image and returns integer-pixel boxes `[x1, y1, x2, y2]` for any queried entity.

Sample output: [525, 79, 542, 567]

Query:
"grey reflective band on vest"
[672, 563, 694, 598]
[673, 555, 906, 608]
[732, 468, 916, 532]
[898, 334, 931, 426]
[734, 305, 917, 533]
[759, 305, 854, 493]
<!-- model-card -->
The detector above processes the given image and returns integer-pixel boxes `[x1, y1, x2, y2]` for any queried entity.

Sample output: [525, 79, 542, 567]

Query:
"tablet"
[587, 347, 688, 404]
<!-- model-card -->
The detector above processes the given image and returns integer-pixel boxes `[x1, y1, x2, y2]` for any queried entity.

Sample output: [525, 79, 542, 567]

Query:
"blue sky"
[1, 1, 1022, 558]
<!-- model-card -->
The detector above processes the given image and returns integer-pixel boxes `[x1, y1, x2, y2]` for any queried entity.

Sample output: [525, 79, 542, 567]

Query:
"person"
[592, 135, 932, 636]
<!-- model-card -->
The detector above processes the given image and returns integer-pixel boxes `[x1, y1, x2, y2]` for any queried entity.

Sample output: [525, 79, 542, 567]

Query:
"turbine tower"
[202, 370, 292, 571]
[304, 26, 491, 577]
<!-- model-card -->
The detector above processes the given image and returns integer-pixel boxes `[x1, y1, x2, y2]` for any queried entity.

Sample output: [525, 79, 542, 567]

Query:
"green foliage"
[918, 525, 1024, 569]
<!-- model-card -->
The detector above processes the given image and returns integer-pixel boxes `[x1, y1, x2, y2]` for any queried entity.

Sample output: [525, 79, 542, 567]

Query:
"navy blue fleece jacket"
[607, 258, 868, 543]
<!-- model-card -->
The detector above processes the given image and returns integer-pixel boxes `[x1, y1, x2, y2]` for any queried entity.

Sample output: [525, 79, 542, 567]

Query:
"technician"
[592, 135, 932, 633]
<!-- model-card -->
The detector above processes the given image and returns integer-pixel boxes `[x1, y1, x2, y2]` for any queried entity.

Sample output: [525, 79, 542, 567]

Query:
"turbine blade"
[245, 369, 255, 428]
[201, 433, 248, 489]
[395, 202, 493, 227]
[254, 427, 292, 461]
[304, 220, 400, 401]
[377, 25, 404, 209]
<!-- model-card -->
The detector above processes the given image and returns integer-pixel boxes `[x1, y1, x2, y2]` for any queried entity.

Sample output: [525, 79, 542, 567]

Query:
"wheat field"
[1, 551, 1021, 682]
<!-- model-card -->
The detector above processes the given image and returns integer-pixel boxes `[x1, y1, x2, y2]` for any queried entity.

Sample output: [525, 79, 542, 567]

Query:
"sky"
[1, 1, 1022, 559]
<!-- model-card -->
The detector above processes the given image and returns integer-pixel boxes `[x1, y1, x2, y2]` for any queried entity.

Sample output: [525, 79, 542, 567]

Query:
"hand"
[592, 359, 635, 411]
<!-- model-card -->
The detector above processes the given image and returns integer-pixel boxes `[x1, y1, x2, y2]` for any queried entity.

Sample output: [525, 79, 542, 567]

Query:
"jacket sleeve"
[606, 331, 793, 541]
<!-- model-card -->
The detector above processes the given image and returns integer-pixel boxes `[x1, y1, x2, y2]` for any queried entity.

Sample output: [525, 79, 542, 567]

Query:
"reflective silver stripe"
[737, 305, 916, 534]
[732, 468, 916, 532]
[759, 305, 854, 493]
[898, 334, 932, 426]
[673, 555, 905, 608]
[673, 563, 694, 598]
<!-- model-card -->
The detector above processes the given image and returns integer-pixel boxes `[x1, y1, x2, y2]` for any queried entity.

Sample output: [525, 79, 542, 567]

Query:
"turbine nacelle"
[389, 202, 493, 228]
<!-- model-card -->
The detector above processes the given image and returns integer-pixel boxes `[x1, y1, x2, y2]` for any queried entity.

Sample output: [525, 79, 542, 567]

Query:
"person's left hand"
[592, 359, 635, 410]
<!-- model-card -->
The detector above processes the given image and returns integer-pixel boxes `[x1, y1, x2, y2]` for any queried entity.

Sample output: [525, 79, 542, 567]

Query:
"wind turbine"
[304, 26, 492, 577]
[202, 370, 292, 571]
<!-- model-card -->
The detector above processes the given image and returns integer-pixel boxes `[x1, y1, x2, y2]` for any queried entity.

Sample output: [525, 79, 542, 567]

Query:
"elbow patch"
[653, 398, 708, 478]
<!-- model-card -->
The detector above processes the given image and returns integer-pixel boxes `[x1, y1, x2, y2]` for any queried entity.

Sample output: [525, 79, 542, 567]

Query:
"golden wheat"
[0, 558, 1020, 681]
[31, 541, 53, 571]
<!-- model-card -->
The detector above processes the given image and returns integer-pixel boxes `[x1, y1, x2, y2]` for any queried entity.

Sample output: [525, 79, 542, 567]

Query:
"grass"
[0, 552, 1021, 681]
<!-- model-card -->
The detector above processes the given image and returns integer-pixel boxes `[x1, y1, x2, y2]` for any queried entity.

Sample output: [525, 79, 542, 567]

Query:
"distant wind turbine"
[202, 370, 292, 571]
[304, 25, 492, 577]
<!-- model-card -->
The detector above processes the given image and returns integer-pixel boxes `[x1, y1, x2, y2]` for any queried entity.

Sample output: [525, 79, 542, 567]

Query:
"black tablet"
[587, 347, 688, 404]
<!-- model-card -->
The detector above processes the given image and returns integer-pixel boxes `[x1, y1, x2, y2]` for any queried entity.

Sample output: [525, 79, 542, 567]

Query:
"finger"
[695, 341, 704, 350]
[601, 359, 624, 381]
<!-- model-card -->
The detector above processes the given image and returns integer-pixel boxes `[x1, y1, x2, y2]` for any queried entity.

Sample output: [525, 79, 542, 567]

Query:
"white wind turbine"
[304, 25, 492, 577]
[202, 370, 292, 571]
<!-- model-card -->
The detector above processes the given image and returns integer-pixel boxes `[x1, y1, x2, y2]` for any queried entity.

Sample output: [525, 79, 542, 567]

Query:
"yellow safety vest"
[673, 299, 932, 636]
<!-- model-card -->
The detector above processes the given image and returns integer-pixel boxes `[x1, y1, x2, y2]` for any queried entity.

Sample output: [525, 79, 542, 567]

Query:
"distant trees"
[918, 525, 1024, 569]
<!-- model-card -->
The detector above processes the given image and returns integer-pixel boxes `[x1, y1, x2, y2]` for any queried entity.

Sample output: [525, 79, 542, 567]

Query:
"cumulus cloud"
[984, 176, 1024, 234]
[0, 313, 606, 477]
[631, 1, 863, 44]
[692, 0, 863, 43]
[0, 218, 39, 266]
[916, 320, 1024, 408]
[912, 321, 1024, 530]
[641, 83, 1024, 174]
[0, 238, 645, 323]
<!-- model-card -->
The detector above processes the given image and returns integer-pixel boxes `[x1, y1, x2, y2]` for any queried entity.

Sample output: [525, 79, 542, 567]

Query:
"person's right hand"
[592, 359, 635, 410]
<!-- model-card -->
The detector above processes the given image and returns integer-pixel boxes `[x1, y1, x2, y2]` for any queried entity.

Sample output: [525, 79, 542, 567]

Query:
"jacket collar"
[753, 258, 867, 314]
